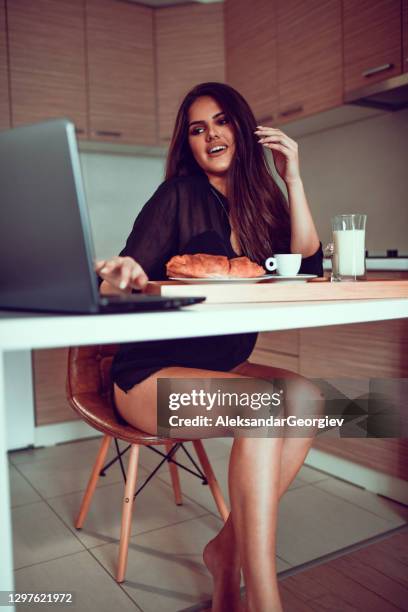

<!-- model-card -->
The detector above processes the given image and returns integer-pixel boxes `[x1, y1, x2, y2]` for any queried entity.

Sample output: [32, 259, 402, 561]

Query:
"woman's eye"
[218, 117, 229, 125]
[190, 126, 205, 135]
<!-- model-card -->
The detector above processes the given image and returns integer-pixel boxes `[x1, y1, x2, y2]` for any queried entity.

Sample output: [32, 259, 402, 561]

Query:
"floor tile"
[12, 501, 84, 569]
[135, 439, 233, 475]
[314, 477, 408, 525]
[275, 485, 395, 566]
[297, 464, 331, 484]
[9, 436, 105, 466]
[48, 475, 208, 549]
[92, 514, 223, 612]
[9, 464, 41, 507]
[14, 439, 133, 498]
[15, 550, 141, 611]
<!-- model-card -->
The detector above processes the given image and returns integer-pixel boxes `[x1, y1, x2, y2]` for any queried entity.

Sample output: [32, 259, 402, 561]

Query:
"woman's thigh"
[114, 365, 253, 436]
[114, 360, 323, 438]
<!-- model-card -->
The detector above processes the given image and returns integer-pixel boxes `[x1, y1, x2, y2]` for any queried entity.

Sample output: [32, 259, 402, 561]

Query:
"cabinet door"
[403, 0, 408, 73]
[33, 349, 79, 426]
[300, 319, 408, 379]
[0, 0, 10, 130]
[277, 0, 342, 123]
[343, 0, 402, 92]
[86, 0, 155, 145]
[156, 3, 225, 144]
[225, 0, 278, 125]
[7, 0, 88, 137]
[300, 319, 408, 479]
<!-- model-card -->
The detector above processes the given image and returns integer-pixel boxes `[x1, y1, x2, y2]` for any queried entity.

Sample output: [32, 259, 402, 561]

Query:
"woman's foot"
[203, 535, 242, 612]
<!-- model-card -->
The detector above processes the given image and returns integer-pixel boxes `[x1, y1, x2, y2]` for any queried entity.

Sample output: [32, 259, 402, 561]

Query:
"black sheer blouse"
[111, 174, 323, 392]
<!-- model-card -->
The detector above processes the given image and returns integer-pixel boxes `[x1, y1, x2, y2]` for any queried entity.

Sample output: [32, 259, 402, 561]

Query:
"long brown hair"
[165, 82, 291, 263]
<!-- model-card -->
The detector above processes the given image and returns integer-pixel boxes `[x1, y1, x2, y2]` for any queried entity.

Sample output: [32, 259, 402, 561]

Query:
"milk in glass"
[331, 214, 367, 281]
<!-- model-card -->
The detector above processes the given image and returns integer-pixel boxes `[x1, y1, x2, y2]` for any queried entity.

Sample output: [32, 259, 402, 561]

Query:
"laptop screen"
[0, 119, 100, 313]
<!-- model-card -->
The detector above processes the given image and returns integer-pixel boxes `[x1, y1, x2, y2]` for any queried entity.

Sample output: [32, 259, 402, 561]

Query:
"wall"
[80, 152, 165, 260]
[293, 109, 408, 255]
[81, 108, 408, 259]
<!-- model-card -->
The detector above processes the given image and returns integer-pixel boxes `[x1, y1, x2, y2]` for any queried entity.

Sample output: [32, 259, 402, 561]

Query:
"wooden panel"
[86, 0, 155, 145]
[146, 279, 408, 303]
[403, 0, 408, 72]
[225, 0, 278, 125]
[8, 0, 88, 136]
[156, 3, 225, 143]
[33, 349, 79, 426]
[343, 0, 402, 93]
[299, 319, 408, 378]
[277, 0, 342, 123]
[0, 0, 10, 130]
[301, 319, 408, 479]
[255, 330, 299, 355]
[281, 532, 408, 608]
[249, 347, 299, 373]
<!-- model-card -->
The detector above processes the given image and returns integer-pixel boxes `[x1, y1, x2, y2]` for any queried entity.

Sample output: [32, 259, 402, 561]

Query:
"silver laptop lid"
[0, 119, 100, 313]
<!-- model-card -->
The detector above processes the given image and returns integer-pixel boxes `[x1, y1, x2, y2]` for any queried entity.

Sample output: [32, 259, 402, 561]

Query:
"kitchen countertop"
[323, 258, 408, 271]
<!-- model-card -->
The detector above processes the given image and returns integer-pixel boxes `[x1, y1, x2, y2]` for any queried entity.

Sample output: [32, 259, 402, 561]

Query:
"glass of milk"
[331, 214, 367, 281]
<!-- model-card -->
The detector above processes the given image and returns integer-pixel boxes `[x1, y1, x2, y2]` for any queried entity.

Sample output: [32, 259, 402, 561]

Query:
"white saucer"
[169, 274, 317, 284]
[266, 274, 317, 283]
[169, 274, 277, 284]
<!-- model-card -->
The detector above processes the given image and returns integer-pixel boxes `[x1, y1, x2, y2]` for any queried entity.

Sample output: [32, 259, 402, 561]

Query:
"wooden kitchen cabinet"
[86, 0, 156, 145]
[250, 316, 408, 481]
[7, 0, 88, 136]
[251, 330, 299, 372]
[343, 0, 402, 93]
[155, 3, 225, 143]
[300, 318, 408, 480]
[33, 348, 78, 426]
[277, 0, 342, 123]
[0, 0, 10, 130]
[225, 0, 278, 125]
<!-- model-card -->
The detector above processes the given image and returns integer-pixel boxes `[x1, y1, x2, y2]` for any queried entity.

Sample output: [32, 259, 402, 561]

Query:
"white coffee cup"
[265, 254, 302, 276]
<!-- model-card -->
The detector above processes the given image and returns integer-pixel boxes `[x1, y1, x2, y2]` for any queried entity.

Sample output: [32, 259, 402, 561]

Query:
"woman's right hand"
[95, 256, 149, 293]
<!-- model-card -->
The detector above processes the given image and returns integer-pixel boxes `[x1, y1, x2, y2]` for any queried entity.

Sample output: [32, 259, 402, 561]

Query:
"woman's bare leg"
[204, 362, 324, 611]
[113, 362, 324, 612]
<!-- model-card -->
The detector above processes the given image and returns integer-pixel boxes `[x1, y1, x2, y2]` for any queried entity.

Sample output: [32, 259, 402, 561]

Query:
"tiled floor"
[8, 436, 408, 611]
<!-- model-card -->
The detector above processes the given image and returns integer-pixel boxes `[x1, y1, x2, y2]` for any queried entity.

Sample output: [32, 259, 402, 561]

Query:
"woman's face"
[187, 96, 236, 180]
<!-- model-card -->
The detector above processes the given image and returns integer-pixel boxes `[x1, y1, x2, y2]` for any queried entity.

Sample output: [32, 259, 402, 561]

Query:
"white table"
[1, 298, 408, 609]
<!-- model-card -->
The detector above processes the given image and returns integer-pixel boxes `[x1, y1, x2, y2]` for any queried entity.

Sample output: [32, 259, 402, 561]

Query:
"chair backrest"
[66, 343, 170, 444]
[66, 344, 118, 405]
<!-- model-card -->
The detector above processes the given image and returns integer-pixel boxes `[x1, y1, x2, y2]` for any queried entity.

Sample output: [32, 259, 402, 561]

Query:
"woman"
[97, 82, 324, 612]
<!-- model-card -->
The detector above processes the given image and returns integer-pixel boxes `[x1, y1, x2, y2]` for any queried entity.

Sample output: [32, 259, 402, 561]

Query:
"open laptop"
[0, 119, 205, 314]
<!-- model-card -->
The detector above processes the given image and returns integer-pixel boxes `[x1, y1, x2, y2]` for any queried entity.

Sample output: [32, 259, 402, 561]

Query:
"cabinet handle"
[95, 130, 122, 137]
[75, 128, 85, 135]
[256, 115, 274, 125]
[362, 63, 394, 78]
[278, 105, 303, 118]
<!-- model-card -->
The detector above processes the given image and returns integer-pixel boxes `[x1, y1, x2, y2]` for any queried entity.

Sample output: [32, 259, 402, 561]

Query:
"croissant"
[166, 254, 229, 278]
[166, 253, 265, 278]
[229, 256, 265, 277]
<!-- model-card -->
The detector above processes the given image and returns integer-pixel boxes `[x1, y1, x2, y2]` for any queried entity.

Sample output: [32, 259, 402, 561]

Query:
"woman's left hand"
[254, 126, 301, 185]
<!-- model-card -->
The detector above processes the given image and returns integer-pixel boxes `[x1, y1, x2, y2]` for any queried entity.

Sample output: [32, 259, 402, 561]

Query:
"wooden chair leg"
[75, 434, 112, 529]
[117, 443, 140, 583]
[165, 442, 182, 505]
[192, 440, 229, 522]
